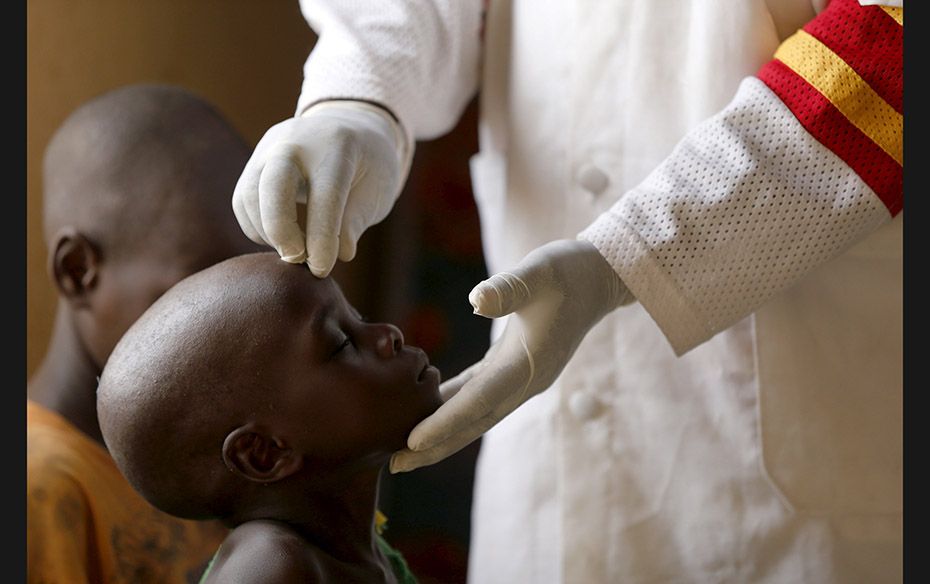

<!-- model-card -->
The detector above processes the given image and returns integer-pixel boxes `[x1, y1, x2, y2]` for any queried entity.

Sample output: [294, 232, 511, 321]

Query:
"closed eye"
[331, 335, 353, 358]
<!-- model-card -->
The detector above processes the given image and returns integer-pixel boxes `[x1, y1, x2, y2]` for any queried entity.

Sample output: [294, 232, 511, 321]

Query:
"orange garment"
[27, 400, 227, 584]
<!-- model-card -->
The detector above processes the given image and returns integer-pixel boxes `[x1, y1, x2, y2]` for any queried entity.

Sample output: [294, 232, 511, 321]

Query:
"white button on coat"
[577, 163, 609, 195]
[568, 390, 603, 421]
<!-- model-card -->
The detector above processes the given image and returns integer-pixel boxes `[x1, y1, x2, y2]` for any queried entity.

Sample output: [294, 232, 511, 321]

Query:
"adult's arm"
[579, 0, 903, 355]
[232, 0, 483, 275]
[296, 0, 483, 145]
[392, 0, 904, 471]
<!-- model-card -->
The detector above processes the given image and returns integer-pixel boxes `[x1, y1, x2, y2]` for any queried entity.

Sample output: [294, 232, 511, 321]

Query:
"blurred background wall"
[27, 2, 488, 582]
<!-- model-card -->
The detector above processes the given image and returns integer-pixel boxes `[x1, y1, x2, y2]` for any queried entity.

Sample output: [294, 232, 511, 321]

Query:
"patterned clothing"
[27, 400, 227, 584]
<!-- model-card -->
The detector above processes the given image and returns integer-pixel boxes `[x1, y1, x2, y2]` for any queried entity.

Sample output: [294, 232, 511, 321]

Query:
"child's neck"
[27, 305, 105, 446]
[237, 464, 393, 571]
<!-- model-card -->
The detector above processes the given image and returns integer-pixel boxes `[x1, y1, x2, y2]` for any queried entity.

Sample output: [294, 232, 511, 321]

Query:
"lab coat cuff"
[297, 88, 416, 157]
[578, 213, 713, 356]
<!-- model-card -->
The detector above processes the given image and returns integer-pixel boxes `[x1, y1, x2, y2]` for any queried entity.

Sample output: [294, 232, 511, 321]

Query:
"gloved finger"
[336, 170, 396, 262]
[437, 337, 506, 402]
[438, 360, 483, 402]
[336, 212, 364, 262]
[304, 149, 357, 278]
[258, 153, 309, 263]
[406, 335, 532, 450]
[389, 409, 500, 473]
[468, 261, 547, 318]
[232, 156, 270, 246]
[232, 190, 265, 246]
[388, 448, 434, 474]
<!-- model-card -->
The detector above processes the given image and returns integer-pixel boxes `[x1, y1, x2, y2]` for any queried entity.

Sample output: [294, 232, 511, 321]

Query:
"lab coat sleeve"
[295, 0, 483, 145]
[578, 0, 903, 356]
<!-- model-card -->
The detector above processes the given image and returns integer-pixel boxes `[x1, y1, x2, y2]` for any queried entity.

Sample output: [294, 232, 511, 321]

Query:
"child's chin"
[389, 400, 442, 453]
[419, 394, 444, 427]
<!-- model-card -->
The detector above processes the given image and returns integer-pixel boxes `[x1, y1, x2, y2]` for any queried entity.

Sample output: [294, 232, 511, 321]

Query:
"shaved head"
[98, 253, 295, 518]
[99, 253, 442, 522]
[41, 84, 262, 368]
[43, 84, 252, 261]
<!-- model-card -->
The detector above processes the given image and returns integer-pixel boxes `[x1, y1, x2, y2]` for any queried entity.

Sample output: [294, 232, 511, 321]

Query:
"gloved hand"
[390, 238, 633, 473]
[232, 100, 412, 277]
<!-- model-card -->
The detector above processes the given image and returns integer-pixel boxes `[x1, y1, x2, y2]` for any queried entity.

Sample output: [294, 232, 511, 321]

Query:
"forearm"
[579, 0, 903, 355]
[296, 0, 483, 145]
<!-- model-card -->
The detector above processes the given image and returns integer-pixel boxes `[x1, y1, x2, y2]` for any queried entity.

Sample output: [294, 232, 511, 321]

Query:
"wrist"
[574, 237, 635, 309]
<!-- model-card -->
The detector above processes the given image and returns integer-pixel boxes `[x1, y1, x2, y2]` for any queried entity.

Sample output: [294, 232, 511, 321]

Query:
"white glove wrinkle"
[514, 331, 536, 405]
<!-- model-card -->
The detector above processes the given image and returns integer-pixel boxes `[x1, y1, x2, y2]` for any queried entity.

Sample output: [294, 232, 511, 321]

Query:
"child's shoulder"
[202, 520, 324, 583]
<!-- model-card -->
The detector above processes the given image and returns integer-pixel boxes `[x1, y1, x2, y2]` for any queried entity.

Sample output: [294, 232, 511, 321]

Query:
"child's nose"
[373, 323, 404, 358]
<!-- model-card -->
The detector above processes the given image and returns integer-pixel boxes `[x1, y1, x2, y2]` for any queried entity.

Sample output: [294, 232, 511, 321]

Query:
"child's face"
[262, 270, 443, 464]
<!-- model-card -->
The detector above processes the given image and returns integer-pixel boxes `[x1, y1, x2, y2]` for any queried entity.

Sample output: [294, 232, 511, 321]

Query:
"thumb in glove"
[390, 239, 632, 473]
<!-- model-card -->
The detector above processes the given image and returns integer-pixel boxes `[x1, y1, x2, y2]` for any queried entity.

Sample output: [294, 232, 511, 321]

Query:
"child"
[97, 252, 442, 583]
[27, 84, 262, 583]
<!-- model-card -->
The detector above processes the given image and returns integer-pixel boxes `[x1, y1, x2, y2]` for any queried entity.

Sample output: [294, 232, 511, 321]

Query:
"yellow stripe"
[775, 29, 902, 165]
[881, 6, 903, 26]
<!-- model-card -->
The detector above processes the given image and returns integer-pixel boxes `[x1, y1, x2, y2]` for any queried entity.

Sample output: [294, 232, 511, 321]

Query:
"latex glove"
[232, 100, 412, 277]
[390, 239, 633, 473]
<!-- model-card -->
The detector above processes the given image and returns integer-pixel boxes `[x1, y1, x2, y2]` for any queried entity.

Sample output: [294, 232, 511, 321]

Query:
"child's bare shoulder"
[203, 520, 325, 583]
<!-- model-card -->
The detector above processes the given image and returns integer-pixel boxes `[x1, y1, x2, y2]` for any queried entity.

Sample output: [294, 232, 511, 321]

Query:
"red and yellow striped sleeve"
[580, 0, 904, 353]
[757, 0, 903, 215]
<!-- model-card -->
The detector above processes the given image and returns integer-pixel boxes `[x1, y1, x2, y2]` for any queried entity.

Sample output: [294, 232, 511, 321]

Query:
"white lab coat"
[296, 1, 903, 582]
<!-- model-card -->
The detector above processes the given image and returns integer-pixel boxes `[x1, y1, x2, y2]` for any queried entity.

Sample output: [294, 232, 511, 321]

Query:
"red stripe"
[758, 59, 902, 216]
[803, 0, 903, 113]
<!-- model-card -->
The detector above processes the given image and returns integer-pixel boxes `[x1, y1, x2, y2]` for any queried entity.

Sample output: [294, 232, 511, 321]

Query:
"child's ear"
[222, 423, 303, 484]
[49, 227, 100, 307]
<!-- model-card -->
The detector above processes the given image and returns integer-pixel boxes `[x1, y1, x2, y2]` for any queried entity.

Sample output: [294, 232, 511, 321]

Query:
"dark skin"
[98, 253, 443, 583]
[27, 249, 242, 444]
[27, 84, 261, 447]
